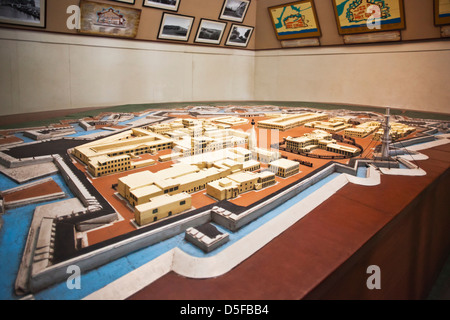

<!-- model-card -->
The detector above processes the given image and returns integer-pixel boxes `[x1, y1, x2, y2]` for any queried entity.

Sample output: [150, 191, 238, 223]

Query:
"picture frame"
[219, 0, 251, 23]
[143, 0, 181, 12]
[110, 0, 136, 4]
[79, 0, 141, 39]
[0, 0, 46, 28]
[225, 24, 254, 47]
[332, 0, 405, 35]
[434, 0, 450, 26]
[268, 0, 321, 41]
[194, 19, 227, 45]
[158, 12, 195, 42]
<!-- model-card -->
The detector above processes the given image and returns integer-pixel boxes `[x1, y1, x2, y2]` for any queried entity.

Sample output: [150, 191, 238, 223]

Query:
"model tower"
[380, 107, 391, 160]
[249, 119, 257, 151]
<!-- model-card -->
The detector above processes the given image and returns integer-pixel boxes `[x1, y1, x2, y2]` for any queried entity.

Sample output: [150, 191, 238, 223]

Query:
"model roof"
[269, 158, 299, 169]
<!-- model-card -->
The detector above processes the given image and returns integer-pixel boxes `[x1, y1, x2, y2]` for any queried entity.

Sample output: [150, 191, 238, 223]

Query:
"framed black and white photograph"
[225, 24, 253, 47]
[143, 0, 180, 12]
[0, 0, 46, 28]
[110, 0, 136, 4]
[158, 12, 194, 42]
[194, 19, 227, 45]
[219, 0, 250, 23]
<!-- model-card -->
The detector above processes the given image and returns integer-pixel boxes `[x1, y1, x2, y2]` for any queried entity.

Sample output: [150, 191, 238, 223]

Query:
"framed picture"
[268, 0, 321, 40]
[110, 0, 136, 4]
[79, 0, 141, 39]
[225, 24, 254, 47]
[143, 0, 181, 12]
[194, 19, 227, 45]
[0, 0, 46, 28]
[332, 0, 405, 35]
[435, 0, 450, 25]
[158, 13, 194, 42]
[219, 0, 251, 23]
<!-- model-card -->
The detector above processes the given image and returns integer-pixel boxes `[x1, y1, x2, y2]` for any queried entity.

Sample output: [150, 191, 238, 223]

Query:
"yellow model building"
[118, 163, 231, 207]
[206, 171, 276, 200]
[286, 130, 334, 153]
[73, 128, 173, 177]
[373, 122, 416, 141]
[257, 113, 328, 131]
[268, 159, 300, 178]
[134, 192, 192, 226]
[148, 122, 184, 134]
[344, 121, 382, 138]
[251, 147, 281, 163]
[305, 118, 353, 133]
[285, 129, 359, 157]
[211, 116, 249, 126]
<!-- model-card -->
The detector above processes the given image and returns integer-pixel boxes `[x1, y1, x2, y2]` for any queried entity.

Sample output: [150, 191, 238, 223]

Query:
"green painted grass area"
[1, 101, 449, 130]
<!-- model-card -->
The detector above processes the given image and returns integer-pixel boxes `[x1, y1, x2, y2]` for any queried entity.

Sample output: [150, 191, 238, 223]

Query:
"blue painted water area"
[0, 171, 20, 191]
[0, 203, 37, 300]
[279, 28, 319, 36]
[356, 166, 367, 178]
[69, 122, 85, 133]
[117, 114, 147, 125]
[398, 163, 408, 170]
[0, 172, 75, 300]
[30, 172, 342, 300]
[66, 129, 105, 138]
[13, 133, 34, 144]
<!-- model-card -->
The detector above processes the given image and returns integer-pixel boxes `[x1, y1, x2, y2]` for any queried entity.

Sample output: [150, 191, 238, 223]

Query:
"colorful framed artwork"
[0, 0, 46, 28]
[268, 0, 321, 40]
[143, 0, 181, 12]
[332, 0, 405, 35]
[110, 0, 136, 4]
[435, 0, 450, 25]
[219, 0, 251, 23]
[157, 13, 195, 42]
[225, 24, 254, 47]
[79, 0, 141, 39]
[194, 19, 227, 45]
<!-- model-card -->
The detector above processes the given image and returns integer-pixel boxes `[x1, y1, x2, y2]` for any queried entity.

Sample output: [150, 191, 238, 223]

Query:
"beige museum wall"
[1, 0, 450, 117]
[254, 40, 450, 114]
[1, 27, 449, 116]
[0, 28, 255, 116]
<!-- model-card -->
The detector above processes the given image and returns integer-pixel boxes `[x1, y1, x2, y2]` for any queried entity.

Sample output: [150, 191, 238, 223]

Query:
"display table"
[127, 143, 450, 300]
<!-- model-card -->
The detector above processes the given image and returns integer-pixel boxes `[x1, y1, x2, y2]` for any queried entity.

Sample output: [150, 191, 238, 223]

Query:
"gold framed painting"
[332, 0, 405, 35]
[268, 0, 321, 40]
[435, 0, 450, 25]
